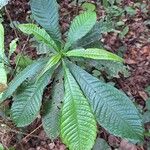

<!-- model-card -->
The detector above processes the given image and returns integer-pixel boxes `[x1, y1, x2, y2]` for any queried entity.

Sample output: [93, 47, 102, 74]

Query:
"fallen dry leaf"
[119, 140, 137, 150]
[0, 84, 7, 93]
[138, 91, 148, 101]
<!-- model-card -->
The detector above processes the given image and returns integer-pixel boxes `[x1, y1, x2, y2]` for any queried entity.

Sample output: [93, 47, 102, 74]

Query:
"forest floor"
[0, 0, 150, 150]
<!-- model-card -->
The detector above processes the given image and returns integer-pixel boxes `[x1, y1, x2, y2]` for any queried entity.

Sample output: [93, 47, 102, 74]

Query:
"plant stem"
[76, 0, 79, 14]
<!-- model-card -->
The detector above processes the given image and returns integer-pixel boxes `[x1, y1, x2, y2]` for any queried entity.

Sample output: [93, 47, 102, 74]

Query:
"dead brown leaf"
[119, 140, 137, 150]
[138, 91, 148, 101]
[0, 84, 7, 93]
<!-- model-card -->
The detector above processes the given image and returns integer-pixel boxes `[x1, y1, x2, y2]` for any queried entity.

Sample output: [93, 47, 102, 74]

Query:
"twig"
[76, 0, 79, 15]
[21, 124, 42, 142]
[5, 6, 19, 39]
[0, 125, 40, 138]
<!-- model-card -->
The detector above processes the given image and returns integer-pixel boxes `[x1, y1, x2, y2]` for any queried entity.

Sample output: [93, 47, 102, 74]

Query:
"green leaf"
[119, 26, 129, 39]
[102, 0, 109, 8]
[143, 98, 150, 124]
[30, 0, 61, 40]
[72, 20, 113, 49]
[146, 99, 150, 111]
[89, 60, 130, 79]
[60, 64, 97, 150]
[9, 38, 18, 58]
[0, 23, 7, 93]
[0, 143, 4, 150]
[116, 21, 125, 26]
[11, 68, 54, 127]
[66, 48, 123, 62]
[106, 5, 124, 17]
[0, 63, 7, 93]
[144, 130, 150, 137]
[43, 101, 61, 140]
[0, 93, 2, 101]
[68, 62, 144, 142]
[145, 86, 150, 96]
[37, 54, 61, 80]
[15, 54, 33, 70]
[65, 11, 97, 50]
[125, 6, 136, 16]
[93, 138, 111, 150]
[42, 73, 64, 140]
[18, 24, 58, 52]
[0, 59, 47, 103]
[0, 23, 4, 55]
[32, 42, 51, 55]
[143, 111, 150, 123]
[82, 2, 96, 11]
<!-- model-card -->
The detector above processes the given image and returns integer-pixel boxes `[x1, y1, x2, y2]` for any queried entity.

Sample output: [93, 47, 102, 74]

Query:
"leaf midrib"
[65, 73, 82, 149]
[68, 15, 94, 43]
[3, 61, 44, 99]
[32, 30, 57, 52]
[16, 78, 48, 125]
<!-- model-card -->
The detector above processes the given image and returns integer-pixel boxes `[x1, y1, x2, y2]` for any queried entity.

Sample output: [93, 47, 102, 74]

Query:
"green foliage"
[0, 23, 19, 99]
[119, 26, 129, 39]
[146, 100, 150, 111]
[32, 42, 50, 54]
[103, 2, 141, 42]
[42, 73, 64, 140]
[68, 62, 143, 142]
[125, 6, 136, 16]
[18, 24, 59, 52]
[38, 54, 61, 79]
[65, 11, 97, 50]
[93, 138, 111, 150]
[66, 48, 123, 62]
[60, 64, 97, 150]
[72, 19, 114, 49]
[0, 23, 7, 93]
[0, 143, 4, 150]
[106, 5, 124, 17]
[1, 1, 144, 149]
[143, 99, 150, 124]
[0, 23, 4, 51]
[143, 111, 150, 124]
[0, 59, 47, 102]
[11, 68, 54, 127]
[30, 0, 61, 40]
[89, 60, 130, 79]
[15, 54, 33, 70]
[145, 86, 150, 97]
[0, 0, 9, 9]
[82, 2, 96, 12]
[9, 38, 18, 58]
[142, 86, 150, 124]
[102, 0, 109, 8]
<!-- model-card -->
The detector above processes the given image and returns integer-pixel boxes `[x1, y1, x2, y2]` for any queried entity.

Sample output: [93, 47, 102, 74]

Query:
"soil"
[0, 0, 150, 149]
